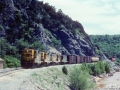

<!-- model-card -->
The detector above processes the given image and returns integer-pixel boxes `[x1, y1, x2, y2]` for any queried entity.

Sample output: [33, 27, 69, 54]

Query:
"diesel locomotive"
[21, 48, 99, 67]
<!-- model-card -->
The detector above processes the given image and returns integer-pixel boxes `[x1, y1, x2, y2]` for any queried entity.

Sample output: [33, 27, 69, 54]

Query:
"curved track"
[0, 67, 24, 77]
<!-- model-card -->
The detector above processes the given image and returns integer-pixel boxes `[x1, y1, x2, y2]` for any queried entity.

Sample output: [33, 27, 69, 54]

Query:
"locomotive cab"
[21, 49, 37, 67]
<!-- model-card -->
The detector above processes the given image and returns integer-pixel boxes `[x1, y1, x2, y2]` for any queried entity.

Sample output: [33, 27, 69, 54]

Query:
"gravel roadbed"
[0, 64, 77, 90]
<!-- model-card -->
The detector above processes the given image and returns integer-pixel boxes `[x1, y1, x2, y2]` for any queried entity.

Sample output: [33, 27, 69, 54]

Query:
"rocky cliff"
[0, 0, 97, 58]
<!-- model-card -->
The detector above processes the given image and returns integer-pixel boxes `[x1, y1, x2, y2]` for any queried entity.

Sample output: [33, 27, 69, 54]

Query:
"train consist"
[21, 49, 99, 67]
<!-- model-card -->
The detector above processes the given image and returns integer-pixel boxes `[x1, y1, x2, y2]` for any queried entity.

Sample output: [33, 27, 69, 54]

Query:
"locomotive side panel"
[45, 53, 52, 64]
[61, 55, 67, 64]
[41, 52, 46, 63]
[34, 50, 41, 65]
[52, 53, 56, 62]
[55, 54, 61, 63]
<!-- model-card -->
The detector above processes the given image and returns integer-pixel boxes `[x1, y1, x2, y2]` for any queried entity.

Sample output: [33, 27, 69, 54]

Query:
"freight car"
[91, 57, 99, 62]
[21, 49, 62, 67]
[21, 48, 99, 67]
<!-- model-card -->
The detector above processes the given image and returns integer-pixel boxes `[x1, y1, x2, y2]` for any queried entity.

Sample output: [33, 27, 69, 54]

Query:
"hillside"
[90, 35, 120, 60]
[0, 0, 97, 60]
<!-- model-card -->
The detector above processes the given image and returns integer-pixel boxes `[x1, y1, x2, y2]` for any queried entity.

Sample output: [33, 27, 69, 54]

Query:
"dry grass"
[31, 67, 70, 90]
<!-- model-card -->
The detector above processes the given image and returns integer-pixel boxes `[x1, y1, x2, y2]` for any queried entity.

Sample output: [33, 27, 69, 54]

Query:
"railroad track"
[0, 67, 24, 77]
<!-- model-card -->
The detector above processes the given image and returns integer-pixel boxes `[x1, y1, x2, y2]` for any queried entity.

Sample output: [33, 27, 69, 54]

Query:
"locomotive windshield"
[25, 54, 32, 57]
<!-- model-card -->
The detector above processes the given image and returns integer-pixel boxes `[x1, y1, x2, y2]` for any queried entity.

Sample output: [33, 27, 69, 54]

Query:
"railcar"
[21, 48, 99, 68]
[21, 49, 38, 67]
[80, 56, 84, 63]
[91, 57, 99, 62]
[61, 55, 68, 64]
[21, 49, 62, 67]
[67, 55, 76, 64]
[76, 55, 81, 63]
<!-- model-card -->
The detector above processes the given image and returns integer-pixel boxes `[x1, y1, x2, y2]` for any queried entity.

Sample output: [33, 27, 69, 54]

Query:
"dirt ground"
[96, 72, 120, 89]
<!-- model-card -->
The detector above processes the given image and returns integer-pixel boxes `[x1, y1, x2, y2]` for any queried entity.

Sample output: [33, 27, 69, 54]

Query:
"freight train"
[21, 48, 99, 68]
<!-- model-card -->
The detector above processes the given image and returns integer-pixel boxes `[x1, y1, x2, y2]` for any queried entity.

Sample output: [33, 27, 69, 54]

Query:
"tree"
[4, 55, 20, 68]
[69, 66, 95, 90]
[0, 38, 7, 58]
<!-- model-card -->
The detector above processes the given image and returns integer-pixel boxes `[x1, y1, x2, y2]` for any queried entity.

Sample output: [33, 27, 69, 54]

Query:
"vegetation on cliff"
[90, 35, 120, 60]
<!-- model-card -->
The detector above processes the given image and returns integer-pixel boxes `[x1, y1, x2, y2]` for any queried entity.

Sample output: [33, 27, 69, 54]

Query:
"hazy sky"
[39, 0, 120, 35]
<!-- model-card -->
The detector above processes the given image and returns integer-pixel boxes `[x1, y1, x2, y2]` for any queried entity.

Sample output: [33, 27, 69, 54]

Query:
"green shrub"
[69, 66, 95, 90]
[88, 61, 108, 76]
[51, 36, 61, 47]
[3, 55, 20, 68]
[31, 40, 44, 51]
[80, 61, 111, 76]
[0, 40, 6, 57]
[80, 63, 90, 72]
[104, 62, 111, 73]
[98, 61, 105, 73]
[62, 66, 68, 75]
[45, 29, 61, 47]
[94, 64, 101, 76]
[87, 64, 94, 75]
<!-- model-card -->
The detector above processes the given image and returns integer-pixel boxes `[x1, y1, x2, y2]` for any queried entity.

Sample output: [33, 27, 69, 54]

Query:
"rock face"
[0, 0, 97, 56]
[53, 29, 95, 56]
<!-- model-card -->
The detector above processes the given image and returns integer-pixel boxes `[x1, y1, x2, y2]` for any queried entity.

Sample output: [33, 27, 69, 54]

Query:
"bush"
[98, 61, 105, 73]
[69, 66, 95, 90]
[3, 55, 20, 68]
[94, 63, 101, 76]
[31, 40, 44, 50]
[104, 62, 111, 73]
[62, 66, 68, 75]
[87, 64, 94, 75]
[51, 36, 61, 47]
[88, 61, 108, 76]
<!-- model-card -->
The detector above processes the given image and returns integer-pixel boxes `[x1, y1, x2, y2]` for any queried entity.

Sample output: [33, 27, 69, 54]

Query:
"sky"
[39, 0, 120, 35]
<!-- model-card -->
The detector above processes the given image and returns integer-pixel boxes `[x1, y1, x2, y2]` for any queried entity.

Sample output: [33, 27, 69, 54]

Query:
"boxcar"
[67, 55, 76, 64]
[76, 56, 81, 63]
[88, 56, 92, 63]
[80, 56, 84, 63]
